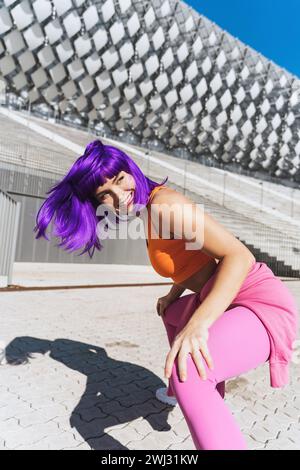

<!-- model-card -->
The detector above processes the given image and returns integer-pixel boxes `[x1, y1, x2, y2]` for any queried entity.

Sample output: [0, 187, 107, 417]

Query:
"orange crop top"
[146, 185, 214, 284]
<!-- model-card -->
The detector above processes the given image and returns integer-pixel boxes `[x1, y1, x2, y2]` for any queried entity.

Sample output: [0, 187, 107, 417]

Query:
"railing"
[0, 189, 21, 286]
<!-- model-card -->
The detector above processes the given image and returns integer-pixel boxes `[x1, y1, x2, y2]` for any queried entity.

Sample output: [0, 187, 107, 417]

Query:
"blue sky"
[185, 0, 300, 78]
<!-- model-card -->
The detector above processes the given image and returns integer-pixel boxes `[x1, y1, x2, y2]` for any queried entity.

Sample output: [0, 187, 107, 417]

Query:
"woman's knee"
[170, 352, 218, 388]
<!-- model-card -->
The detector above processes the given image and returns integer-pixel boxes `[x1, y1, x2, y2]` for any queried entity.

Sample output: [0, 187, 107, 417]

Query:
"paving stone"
[168, 438, 196, 450]
[116, 389, 154, 407]
[142, 429, 184, 448]
[280, 428, 300, 445]
[0, 417, 20, 437]
[273, 409, 299, 425]
[15, 431, 79, 450]
[224, 395, 246, 412]
[84, 433, 127, 450]
[172, 418, 191, 439]
[132, 418, 156, 436]
[96, 400, 125, 415]
[235, 408, 259, 430]
[242, 383, 269, 397]
[264, 437, 298, 450]
[292, 396, 300, 409]
[69, 416, 119, 441]
[261, 415, 289, 433]
[69, 426, 91, 444]
[249, 422, 279, 442]
[281, 404, 300, 418]
[0, 402, 34, 421]
[127, 432, 172, 450]
[52, 415, 73, 432]
[251, 402, 272, 417]
[26, 396, 61, 409]
[59, 398, 86, 412]
[165, 410, 185, 427]
[286, 422, 300, 433]
[35, 403, 69, 417]
[17, 410, 57, 428]
[106, 424, 144, 445]
[243, 432, 266, 450]
[97, 420, 129, 432]
[74, 406, 107, 423]
[64, 441, 92, 450]
[134, 400, 169, 417]
[4, 421, 61, 449]
[142, 411, 172, 431]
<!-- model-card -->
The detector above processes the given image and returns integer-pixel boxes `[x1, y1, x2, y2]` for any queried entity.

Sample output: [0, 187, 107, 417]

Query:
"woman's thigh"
[163, 297, 271, 384]
[204, 306, 271, 384]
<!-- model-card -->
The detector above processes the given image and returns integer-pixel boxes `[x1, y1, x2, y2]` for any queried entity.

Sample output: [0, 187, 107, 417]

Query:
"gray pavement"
[0, 263, 299, 450]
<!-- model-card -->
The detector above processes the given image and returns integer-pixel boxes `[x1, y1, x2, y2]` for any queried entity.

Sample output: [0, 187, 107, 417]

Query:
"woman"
[34, 139, 299, 450]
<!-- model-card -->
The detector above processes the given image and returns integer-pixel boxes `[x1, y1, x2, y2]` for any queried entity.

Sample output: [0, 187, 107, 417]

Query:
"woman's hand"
[156, 294, 174, 317]
[164, 318, 214, 382]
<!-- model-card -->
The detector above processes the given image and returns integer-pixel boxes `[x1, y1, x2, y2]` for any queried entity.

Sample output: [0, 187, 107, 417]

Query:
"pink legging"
[162, 298, 271, 450]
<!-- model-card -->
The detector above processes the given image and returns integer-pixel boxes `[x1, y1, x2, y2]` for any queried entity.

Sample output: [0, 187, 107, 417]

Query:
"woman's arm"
[167, 283, 186, 302]
[190, 253, 255, 328]
[153, 187, 255, 324]
[151, 188, 256, 381]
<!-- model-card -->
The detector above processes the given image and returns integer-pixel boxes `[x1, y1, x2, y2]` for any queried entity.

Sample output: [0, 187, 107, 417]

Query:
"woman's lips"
[126, 192, 134, 206]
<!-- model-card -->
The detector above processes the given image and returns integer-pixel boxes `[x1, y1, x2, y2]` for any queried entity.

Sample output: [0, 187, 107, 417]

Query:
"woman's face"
[93, 170, 136, 215]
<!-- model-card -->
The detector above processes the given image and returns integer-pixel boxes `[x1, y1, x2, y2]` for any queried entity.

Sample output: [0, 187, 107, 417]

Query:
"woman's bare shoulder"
[151, 186, 192, 205]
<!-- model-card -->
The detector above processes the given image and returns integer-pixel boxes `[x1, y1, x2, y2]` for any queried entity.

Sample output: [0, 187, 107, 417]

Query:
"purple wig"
[33, 139, 168, 257]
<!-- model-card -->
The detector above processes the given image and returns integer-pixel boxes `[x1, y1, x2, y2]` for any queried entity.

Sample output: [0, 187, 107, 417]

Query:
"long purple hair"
[33, 139, 168, 257]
